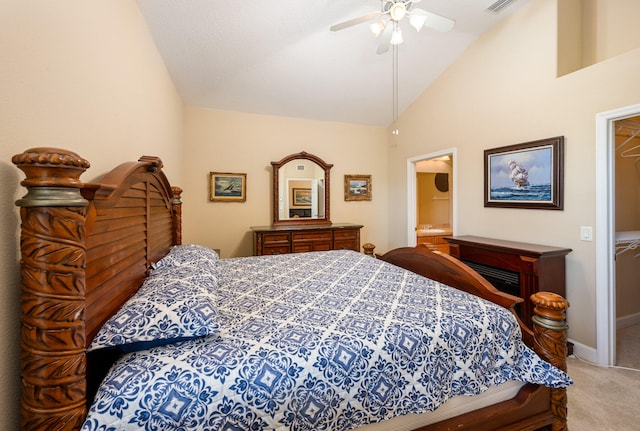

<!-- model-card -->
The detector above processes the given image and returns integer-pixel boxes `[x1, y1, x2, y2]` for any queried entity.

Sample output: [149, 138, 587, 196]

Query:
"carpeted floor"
[566, 324, 640, 430]
[617, 323, 640, 369]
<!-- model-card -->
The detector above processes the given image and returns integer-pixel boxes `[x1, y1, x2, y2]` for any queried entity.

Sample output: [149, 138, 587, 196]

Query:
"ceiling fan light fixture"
[330, 1, 455, 54]
[390, 26, 403, 45]
[370, 20, 386, 37]
[409, 10, 427, 31]
[389, 2, 407, 21]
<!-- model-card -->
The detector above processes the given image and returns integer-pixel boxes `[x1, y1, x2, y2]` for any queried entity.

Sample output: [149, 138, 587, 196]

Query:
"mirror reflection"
[272, 152, 332, 226]
[277, 159, 325, 220]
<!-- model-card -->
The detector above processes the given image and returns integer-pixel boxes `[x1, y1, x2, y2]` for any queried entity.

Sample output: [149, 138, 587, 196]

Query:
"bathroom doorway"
[406, 149, 457, 246]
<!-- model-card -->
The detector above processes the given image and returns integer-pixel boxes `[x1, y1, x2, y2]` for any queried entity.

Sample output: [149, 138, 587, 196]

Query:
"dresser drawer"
[263, 245, 291, 255]
[333, 240, 358, 251]
[263, 233, 290, 244]
[292, 241, 332, 253]
[333, 229, 357, 240]
[291, 231, 332, 242]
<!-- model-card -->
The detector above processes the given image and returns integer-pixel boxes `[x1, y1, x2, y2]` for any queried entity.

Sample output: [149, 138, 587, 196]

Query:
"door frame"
[595, 103, 640, 365]
[407, 148, 457, 246]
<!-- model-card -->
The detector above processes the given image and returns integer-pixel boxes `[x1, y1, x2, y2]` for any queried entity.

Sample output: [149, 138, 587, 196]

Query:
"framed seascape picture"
[209, 172, 246, 202]
[344, 174, 372, 201]
[292, 188, 311, 206]
[484, 136, 564, 210]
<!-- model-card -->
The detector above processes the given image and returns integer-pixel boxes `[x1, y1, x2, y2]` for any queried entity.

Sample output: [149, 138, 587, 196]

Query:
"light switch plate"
[580, 226, 593, 241]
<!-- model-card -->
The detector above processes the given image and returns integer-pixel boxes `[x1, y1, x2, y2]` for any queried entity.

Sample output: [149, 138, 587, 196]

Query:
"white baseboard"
[617, 312, 640, 329]
[568, 314, 640, 366]
[568, 338, 598, 364]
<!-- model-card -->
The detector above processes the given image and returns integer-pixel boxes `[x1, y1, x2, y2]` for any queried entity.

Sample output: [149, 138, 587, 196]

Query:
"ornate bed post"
[362, 242, 376, 257]
[530, 292, 570, 431]
[172, 186, 183, 245]
[13, 148, 90, 431]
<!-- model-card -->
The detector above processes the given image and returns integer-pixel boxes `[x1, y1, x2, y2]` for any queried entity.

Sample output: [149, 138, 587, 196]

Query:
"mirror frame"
[272, 151, 333, 226]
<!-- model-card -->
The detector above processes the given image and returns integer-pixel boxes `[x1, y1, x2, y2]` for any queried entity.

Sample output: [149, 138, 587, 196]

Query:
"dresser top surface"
[251, 223, 363, 232]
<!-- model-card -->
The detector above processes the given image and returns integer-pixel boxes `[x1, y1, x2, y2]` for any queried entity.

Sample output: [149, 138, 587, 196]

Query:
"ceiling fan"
[330, 0, 455, 54]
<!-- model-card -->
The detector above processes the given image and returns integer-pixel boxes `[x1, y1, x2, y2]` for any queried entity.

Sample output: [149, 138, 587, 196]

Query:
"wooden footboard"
[379, 247, 569, 430]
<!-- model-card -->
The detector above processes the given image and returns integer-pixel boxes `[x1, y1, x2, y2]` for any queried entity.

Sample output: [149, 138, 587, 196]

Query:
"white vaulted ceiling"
[136, 0, 531, 126]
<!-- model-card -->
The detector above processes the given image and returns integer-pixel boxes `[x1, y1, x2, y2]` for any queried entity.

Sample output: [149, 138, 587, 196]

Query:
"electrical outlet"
[580, 226, 593, 242]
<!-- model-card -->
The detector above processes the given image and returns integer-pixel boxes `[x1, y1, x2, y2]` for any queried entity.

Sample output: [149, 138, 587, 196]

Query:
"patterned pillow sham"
[151, 244, 219, 271]
[88, 247, 220, 353]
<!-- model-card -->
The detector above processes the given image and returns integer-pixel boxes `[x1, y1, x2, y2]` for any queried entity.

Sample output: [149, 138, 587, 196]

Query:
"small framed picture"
[344, 174, 372, 201]
[484, 136, 564, 210]
[292, 188, 311, 206]
[209, 172, 246, 202]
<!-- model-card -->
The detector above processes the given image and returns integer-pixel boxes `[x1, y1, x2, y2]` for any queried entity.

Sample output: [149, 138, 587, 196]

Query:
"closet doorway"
[612, 115, 640, 368]
[595, 104, 640, 366]
[406, 149, 457, 247]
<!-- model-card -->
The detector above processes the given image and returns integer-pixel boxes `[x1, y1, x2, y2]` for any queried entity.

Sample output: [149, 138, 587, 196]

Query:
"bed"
[12, 148, 571, 431]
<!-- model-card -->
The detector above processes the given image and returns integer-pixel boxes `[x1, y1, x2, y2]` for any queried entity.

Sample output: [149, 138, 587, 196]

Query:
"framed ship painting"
[484, 136, 564, 210]
[209, 172, 246, 202]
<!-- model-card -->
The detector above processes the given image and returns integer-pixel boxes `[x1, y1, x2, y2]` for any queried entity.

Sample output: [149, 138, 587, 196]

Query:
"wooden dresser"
[252, 223, 363, 256]
[445, 235, 572, 327]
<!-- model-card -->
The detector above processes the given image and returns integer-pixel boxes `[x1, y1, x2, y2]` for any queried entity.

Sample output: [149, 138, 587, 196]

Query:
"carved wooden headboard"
[12, 148, 182, 430]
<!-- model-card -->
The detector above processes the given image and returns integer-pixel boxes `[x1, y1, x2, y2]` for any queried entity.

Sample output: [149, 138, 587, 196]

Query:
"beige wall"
[559, 0, 640, 74]
[387, 0, 640, 351]
[582, 0, 640, 65]
[182, 107, 389, 257]
[0, 1, 183, 429]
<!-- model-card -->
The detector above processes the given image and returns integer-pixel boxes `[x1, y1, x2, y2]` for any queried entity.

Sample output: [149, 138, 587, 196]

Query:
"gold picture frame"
[292, 188, 311, 207]
[209, 172, 246, 202]
[344, 174, 372, 201]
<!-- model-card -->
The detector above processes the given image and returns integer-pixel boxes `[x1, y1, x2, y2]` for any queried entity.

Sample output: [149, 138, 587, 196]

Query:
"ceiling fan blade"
[376, 24, 393, 55]
[330, 11, 382, 32]
[414, 8, 455, 32]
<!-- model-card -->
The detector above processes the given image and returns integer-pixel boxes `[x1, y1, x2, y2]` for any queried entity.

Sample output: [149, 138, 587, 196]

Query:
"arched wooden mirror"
[272, 152, 332, 226]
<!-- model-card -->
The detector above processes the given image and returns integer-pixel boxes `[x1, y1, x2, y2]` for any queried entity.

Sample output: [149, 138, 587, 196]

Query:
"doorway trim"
[407, 148, 457, 246]
[595, 103, 640, 365]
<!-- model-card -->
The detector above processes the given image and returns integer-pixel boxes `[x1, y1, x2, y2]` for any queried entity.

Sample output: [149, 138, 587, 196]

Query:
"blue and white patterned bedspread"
[82, 249, 571, 430]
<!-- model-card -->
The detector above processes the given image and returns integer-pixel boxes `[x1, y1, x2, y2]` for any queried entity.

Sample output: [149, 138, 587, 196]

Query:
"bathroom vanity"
[416, 227, 452, 253]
